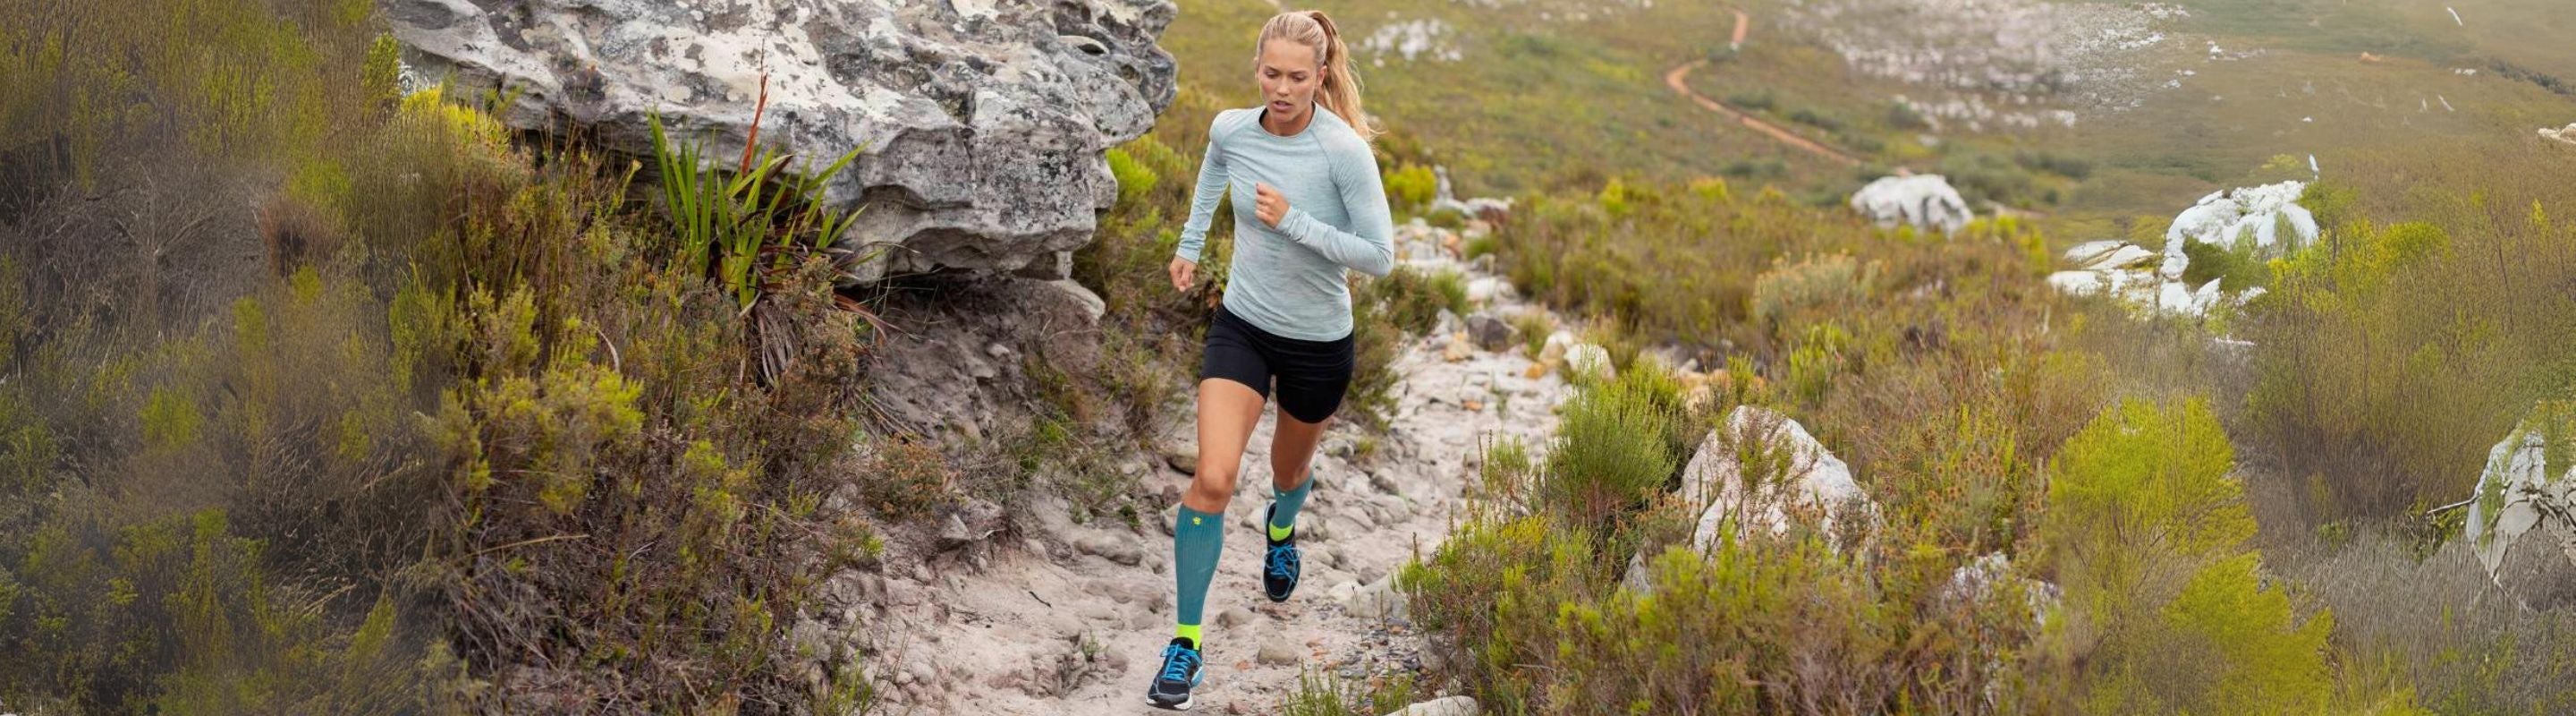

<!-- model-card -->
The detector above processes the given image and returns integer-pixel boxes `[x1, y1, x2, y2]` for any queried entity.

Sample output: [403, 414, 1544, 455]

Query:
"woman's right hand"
[1168, 256, 1198, 293]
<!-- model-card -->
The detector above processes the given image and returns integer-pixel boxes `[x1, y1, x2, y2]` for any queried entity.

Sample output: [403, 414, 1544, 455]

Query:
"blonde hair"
[1254, 10, 1379, 141]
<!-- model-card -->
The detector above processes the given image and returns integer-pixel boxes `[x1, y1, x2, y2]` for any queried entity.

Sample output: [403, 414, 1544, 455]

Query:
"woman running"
[1145, 8, 1395, 712]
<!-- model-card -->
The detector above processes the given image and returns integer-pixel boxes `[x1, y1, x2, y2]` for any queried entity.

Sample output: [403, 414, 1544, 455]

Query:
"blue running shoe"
[1145, 637, 1203, 710]
[1263, 503, 1301, 602]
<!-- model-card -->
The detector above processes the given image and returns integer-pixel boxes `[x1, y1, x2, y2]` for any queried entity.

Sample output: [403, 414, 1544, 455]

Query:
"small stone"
[1216, 607, 1256, 628]
[1257, 639, 1302, 666]
[936, 498, 1005, 550]
[1384, 695, 1481, 716]
[1076, 533, 1144, 566]
[1464, 313, 1517, 352]
[1340, 573, 1408, 620]
[1162, 441, 1199, 475]
[1370, 470, 1403, 495]
[1441, 332, 1474, 362]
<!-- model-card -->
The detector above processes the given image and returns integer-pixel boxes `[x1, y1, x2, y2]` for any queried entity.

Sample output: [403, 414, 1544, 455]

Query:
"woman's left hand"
[1254, 182, 1289, 227]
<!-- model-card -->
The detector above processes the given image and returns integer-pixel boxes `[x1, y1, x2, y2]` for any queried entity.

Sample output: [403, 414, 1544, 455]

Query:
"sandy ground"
[850, 222, 1572, 715]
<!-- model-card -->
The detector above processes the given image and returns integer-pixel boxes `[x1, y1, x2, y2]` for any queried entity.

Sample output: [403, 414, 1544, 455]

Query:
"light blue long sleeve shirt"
[1174, 104, 1395, 342]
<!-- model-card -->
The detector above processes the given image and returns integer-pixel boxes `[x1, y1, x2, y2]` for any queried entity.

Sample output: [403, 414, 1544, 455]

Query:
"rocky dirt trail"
[841, 214, 1577, 715]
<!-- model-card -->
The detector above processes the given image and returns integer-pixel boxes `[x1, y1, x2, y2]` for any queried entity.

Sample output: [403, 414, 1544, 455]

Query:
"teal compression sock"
[1268, 468, 1313, 541]
[1173, 505, 1224, 647]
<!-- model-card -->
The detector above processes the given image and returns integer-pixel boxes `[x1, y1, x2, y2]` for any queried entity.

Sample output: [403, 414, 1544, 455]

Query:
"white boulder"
[2465, 400, 2576, 590]
[1381, 696, 1479, 716]
[1465, 276, 1515, 304]
[1851, 174, 1974, 234]
[2543, 123, 2576, 147]
[1682, 406, 1877, 550]
[2049, 180, 2318, 317]
[2160, 181, 2318, 281]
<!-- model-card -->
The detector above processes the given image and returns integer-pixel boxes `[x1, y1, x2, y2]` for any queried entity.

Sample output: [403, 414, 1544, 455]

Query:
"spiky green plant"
[646, 111, 865, 308]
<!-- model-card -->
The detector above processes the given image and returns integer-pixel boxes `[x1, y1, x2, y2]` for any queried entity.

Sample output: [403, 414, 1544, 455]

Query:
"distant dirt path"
[1664, 8, 1863, 167]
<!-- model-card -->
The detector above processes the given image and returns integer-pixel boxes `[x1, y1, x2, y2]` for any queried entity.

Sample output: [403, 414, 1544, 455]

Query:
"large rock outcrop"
[2048, 179, 2318, 317]
[386, 0, 1179, 281]
[1851, 174, 1973, 234]
[2159, 180, 2317, 281]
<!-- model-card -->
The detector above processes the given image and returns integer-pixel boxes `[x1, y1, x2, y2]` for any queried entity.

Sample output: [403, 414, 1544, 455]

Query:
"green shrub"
[1360, 267, 1469, 336]
[0, 509, 435, 713]
[2176, 237, 2267, 292]
[1750, 252, 1874, 328]
[1106, 146, 1161, 208]
[1509, 310, 1557, 357]
[1885, 101, 1931, 131]
[648, 112, 864, 309]
[1342, 278, 1411, 430]
[3, 6, 886, 705]
[1384, 163, 1437, 215]
[2014, 150, 2095, 180]
[1536, 364, 1693, 540]
[1787, 107, 1843, 132]
[1281, 669, 1417, 716]
[2033, 397, 2394, 714]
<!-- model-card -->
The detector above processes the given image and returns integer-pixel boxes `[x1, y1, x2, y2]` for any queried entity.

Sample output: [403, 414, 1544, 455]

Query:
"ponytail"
[1256, 10, 1380, 141]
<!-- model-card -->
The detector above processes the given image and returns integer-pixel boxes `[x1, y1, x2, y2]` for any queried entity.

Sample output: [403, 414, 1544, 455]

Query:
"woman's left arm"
[1278, 143, 1396, 277]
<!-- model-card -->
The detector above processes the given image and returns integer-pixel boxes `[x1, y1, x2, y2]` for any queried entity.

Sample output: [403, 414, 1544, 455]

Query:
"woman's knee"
[1184, 462, 1239, 511]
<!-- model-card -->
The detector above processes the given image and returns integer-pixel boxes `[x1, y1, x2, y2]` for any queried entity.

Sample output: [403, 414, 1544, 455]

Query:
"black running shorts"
[1198, 304, 1356, 424]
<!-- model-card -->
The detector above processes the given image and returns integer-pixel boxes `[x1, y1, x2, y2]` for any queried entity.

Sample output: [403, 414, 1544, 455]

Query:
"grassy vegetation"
[0, 0, 891, 711]
[1163, 0, 1851, 197]
[1392, 170, 2478, 712]
[1136, 0, 2576, 712]
[2240, 145, 2576, 521]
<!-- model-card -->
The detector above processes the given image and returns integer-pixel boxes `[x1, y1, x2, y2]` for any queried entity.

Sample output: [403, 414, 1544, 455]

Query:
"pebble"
[1076, 533, 1144, 566]
[1257, 639, 1302, 666]
[1162, 441, 1199, 474]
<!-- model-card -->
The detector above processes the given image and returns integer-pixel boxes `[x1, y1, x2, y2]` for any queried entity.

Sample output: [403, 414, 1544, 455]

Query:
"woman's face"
[1256, 39, 1322, 123]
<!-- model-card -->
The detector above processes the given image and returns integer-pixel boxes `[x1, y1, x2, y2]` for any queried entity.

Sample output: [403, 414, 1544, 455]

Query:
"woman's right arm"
[1174, 114, 1232, 264]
